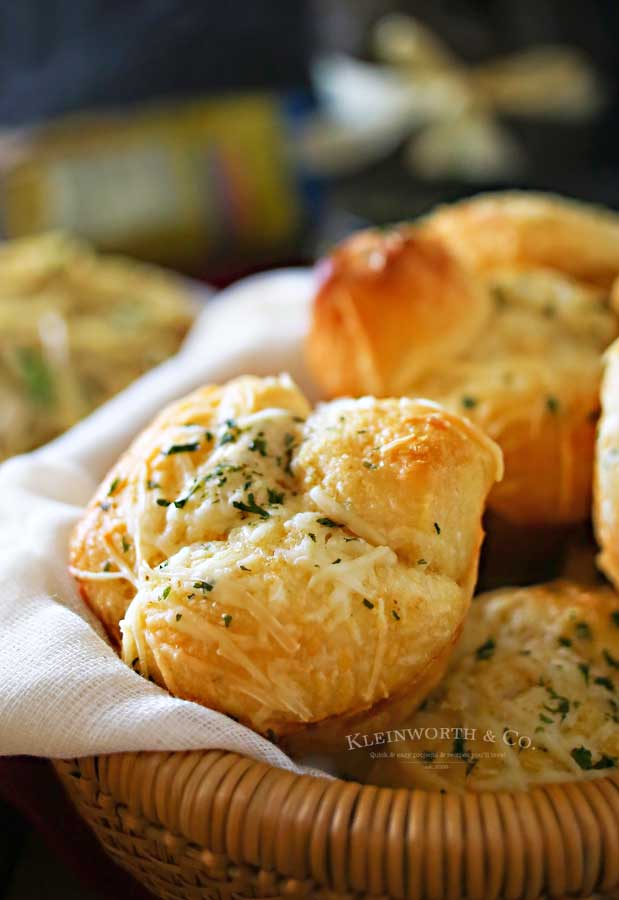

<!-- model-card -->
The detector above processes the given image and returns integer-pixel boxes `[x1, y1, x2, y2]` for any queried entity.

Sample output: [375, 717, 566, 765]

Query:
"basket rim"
[54, 748, 619, 899]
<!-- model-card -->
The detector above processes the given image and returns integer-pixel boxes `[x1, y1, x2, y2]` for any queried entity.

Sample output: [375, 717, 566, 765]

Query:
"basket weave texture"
[53, 751, 619, 900]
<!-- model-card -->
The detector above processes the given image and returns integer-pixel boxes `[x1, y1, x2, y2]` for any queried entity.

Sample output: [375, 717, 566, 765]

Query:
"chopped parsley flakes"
[574, 621, 593, 640]
[249, 435, 268, 457]
[219, 419, 240, 446]
[267, 487, 284, 505]
[163, 442, 200, 455]
[233, 493, 270, 519]
[475, 637, 496, 661]
[571, 746, 617, 771]
[461, 395, 477, 409]
[107, 477, 120, 496]
[193, 580, 214, 592]
[605, 649, 619, 669]
[578, 662, 590, 684]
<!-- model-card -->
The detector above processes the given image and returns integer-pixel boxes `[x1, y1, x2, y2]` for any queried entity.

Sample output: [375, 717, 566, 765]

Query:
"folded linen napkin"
[0, 269, 325, 774]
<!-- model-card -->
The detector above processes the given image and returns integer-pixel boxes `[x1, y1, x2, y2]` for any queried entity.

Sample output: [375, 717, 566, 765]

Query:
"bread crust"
[70, 375, 501, 752]
[424, 191, 619, 288]
[307, 221, 617, 527]
[307, 227, 491, 398]
[594, 338, 619, 588]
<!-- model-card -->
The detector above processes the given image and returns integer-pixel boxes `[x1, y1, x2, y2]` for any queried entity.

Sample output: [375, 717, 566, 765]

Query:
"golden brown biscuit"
[307, 226, 617, 527]
[594, 338, 619, 589]
[70, 374, 501, 752]
[424, 191, 619, 288]
[358, 581, 619, 792]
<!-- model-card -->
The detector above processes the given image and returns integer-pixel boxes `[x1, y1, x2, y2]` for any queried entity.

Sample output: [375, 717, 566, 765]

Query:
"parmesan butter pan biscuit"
[306, 222, 617, 528]
[363, 581, 619, 792]
[70, 374, 502, 753]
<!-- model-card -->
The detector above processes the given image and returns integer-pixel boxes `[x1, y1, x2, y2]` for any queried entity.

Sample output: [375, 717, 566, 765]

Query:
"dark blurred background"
[0, 0, 617, 281]
[2, 2, 619, 897]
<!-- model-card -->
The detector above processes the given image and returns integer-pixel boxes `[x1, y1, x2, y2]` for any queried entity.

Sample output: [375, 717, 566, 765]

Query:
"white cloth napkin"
[0, 268, 330, 775]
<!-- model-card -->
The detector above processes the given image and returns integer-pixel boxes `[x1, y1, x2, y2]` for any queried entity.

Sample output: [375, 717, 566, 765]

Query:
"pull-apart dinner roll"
[308, 224, 617, 527]
[309, 228, 492, 398]
[424, 191, 619, 289]
[70, 374, 501, 752]
[361, 581, 619, 792]
[594, 338, 619, 589]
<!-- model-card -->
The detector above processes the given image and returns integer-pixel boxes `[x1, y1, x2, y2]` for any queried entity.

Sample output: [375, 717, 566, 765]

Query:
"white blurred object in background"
[300, 13, 605, 182]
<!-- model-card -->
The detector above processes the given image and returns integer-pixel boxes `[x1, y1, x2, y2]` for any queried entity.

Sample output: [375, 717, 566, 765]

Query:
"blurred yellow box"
[0, 95, 303, 269]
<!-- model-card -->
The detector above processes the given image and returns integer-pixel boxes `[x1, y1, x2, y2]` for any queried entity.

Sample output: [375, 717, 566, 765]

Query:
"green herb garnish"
[249, 435, 267, 457]
[193, 581, 214, 592]
[461, 395, 478, 409]
[604, 649, 619, 670]
[453, 737, 469, 760]
[163, 442, 200, 455]
[475, 638, 496, 661]
[544, 686, 570, 720]
[233, 493, 270, 519]
[17, 348, 54, 406]
[571, 746, 617, 770]
[575, 621, 592, 640]
[219, 419, 240, 446]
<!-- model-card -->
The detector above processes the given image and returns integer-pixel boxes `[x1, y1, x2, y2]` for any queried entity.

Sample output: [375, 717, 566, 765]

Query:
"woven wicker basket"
[53, 751, 619, 900]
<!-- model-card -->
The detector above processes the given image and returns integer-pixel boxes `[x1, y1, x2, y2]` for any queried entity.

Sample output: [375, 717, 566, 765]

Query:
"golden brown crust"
[306, 220, 617, 527]
[424, 191, 619, 288]
[307, 226, 491, 398]
[70, 375, 501, 751]
[594, 338, 619, 589]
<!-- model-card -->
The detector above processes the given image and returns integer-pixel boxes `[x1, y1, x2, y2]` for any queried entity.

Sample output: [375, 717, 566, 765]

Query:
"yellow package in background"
[0, 94, 304, 270]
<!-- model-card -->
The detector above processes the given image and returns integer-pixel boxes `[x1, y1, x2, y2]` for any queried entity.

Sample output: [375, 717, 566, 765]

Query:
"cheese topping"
[365, 581, 619, 791]
[70, 375, 501, 736]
